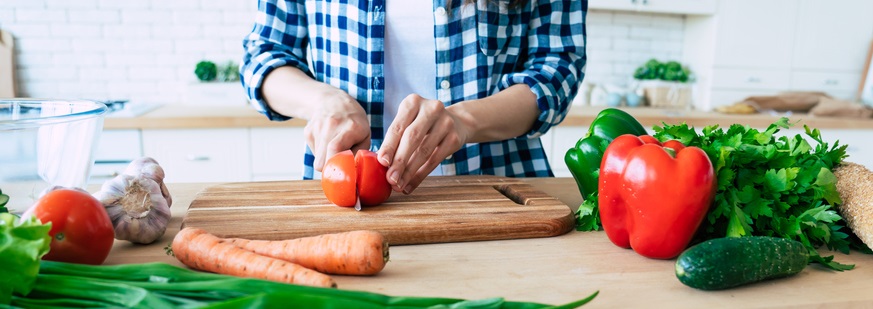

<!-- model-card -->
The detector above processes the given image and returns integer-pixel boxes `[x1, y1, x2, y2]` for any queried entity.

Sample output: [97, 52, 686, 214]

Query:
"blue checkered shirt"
[241, 0, 587, 179]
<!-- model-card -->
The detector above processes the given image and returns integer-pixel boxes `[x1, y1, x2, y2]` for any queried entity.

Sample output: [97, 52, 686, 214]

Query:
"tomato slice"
[322, 150, 357, 207]
[322, 149, 392, 207]
[355, 150, 392, 206]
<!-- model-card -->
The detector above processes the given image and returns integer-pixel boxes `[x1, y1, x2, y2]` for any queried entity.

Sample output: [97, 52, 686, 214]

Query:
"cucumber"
[675, 236, 809, 290]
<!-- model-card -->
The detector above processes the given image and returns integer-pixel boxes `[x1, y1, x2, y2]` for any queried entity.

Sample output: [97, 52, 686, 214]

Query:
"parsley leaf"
[653, 117, 865, 270]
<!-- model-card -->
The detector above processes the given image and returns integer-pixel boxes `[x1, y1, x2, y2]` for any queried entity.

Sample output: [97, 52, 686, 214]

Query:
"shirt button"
[435, 7, 447, 17]
[440, 80, 451, 89]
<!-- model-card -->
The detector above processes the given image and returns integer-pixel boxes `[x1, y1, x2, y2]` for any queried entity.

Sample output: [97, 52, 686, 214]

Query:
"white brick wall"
[585, 10, 686, 88]
[0, 3, 684, 105]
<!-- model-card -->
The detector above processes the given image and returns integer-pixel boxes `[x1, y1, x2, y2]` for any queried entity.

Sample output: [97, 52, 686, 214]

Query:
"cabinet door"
[713, 0, 798, 69]
[792, 0, 873, 71]
[550, 127, 587, 178]
[250, 127, 306, 181]
[91, 129, 143, 183]
[789, 71, 862, 99]
[141, 128, 251, 183]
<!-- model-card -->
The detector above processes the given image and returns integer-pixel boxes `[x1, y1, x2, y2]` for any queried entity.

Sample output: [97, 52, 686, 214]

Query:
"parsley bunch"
[653, 117, 866, 270]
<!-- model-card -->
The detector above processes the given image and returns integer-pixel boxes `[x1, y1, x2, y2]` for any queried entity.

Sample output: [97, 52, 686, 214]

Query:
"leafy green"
[0, 188, 9, 214]
[652, 118, 865, 270]
[575, 193, 600, 231]
[0, 213, 52, 304]
[7, 261, 599, 308]
[632, 59, 691, 83]
[194, 60, 218, 82]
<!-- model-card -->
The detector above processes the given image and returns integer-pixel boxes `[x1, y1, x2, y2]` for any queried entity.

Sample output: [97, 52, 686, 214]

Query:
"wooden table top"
[88, 177, 873, 308]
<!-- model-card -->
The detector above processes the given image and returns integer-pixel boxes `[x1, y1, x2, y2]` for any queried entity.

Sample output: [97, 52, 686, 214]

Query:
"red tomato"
[322, 150, 358, 207]
[355, 150, 391, 206]
[322, 149, 392, 207]
[23, 188, 115, 265]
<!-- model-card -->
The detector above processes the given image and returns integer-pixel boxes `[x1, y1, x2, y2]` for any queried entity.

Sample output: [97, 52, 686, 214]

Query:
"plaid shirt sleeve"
[240, 0, 310, 121]
[498, 0, 587, 138]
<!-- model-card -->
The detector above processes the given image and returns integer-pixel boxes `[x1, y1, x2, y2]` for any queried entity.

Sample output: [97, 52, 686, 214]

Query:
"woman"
[240, 0, 587, 194]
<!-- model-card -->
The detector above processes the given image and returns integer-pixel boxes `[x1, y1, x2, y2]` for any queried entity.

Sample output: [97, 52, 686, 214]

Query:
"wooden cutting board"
[181, 175, 575, 245]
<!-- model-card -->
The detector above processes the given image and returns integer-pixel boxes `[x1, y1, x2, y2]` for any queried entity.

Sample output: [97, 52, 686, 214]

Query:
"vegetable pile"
[572, 116, 868, 270]
[2, 213, 599, 308]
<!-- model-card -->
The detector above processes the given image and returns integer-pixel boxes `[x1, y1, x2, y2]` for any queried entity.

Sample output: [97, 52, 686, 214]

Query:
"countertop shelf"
[104, 104, 873, 130]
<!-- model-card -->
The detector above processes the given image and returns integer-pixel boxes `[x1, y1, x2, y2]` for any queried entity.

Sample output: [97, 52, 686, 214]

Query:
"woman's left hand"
[377, 94, 470, 194]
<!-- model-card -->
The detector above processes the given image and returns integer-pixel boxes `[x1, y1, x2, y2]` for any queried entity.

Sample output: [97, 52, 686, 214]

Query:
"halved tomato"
[322, 150, 391, 207]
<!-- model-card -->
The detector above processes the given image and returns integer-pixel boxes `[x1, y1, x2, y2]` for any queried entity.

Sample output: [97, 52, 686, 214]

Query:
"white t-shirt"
[384, 0, 442, 176]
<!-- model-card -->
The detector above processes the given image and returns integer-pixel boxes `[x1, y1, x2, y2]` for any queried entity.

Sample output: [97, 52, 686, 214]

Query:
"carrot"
[226, 230, 389, 276]
[171, 227, 337, 288]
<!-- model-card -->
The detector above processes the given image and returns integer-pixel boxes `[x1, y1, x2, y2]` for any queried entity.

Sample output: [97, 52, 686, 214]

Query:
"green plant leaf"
[0, 213, 52, 303]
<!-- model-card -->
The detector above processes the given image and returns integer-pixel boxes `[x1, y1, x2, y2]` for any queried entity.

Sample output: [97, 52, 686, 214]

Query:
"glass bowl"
[0, 99, 108, 213]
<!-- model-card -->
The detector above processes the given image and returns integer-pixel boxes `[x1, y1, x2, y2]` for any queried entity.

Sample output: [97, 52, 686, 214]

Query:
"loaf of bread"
[833, 162, 873, 248]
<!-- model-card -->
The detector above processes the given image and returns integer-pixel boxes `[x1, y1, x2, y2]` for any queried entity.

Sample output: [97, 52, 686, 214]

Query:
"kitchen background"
[2, 0, 873, 183]
[0, 0, 686, 107]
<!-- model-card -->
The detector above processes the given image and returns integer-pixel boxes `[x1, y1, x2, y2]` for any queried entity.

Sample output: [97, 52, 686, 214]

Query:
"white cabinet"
[141, 128, 252, 183]
[711, 0, 797, 70]
[791, 1, 873, 72]
[547, 126, 589, 178]
[689, 0, 873, 110]
[589, 0, 717, 15]
[250, 127, 306, 181]
[90, 129, 142, 184]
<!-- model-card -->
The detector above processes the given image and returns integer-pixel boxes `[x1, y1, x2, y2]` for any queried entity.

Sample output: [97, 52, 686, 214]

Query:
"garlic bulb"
[123, 157, 172, 208]
[94, 174, 170, 244]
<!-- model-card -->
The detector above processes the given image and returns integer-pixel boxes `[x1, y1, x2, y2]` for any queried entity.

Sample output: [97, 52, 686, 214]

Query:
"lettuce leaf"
[0, 213, 51, 304]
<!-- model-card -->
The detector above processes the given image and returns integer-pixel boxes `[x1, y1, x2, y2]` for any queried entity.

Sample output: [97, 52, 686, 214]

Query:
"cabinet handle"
[747, 77, 761, 83]
[91, 172, 120, 178]
[186, 155, 211, 161]
[824, 79, 838, 85]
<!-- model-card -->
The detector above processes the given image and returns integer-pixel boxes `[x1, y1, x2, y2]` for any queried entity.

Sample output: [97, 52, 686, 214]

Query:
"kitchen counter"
[103, 104, 873, 130]
[88, 177, 873, 308]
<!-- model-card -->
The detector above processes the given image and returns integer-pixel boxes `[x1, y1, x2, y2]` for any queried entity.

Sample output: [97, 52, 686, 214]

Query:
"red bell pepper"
[598, 134, 715, 259]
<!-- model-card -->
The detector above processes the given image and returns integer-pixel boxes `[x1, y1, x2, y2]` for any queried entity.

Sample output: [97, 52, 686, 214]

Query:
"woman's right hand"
[303, 90, 371, 172]
[262, 67, 371, 172]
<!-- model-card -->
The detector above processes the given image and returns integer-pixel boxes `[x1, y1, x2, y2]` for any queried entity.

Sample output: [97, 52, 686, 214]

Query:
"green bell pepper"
[564, 108, 647, 198]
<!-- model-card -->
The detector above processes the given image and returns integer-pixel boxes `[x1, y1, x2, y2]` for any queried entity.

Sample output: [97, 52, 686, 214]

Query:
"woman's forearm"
[446, 84, 540, 143]
[261, 66, 356, 120]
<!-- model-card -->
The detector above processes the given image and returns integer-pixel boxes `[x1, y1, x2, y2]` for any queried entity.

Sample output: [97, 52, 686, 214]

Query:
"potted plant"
[186, 60, 246, 106]
[632, 59, 694, 109]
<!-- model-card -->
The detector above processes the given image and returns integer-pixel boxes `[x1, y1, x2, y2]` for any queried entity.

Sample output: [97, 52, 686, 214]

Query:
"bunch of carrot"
[171, 227, 389, 288]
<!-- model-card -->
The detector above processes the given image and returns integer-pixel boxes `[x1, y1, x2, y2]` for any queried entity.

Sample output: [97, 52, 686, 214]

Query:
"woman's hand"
[377, 94, 470, 194]
[303, 91, 371, 172]
[262, 66, 371, 172]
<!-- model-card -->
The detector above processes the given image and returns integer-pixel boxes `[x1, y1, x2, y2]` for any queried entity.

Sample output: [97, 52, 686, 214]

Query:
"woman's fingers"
[402, 133, 461, 194]
[399, 117, 452, 191]
[379, 94, 435, 189]
[378, 94, 423, 167]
